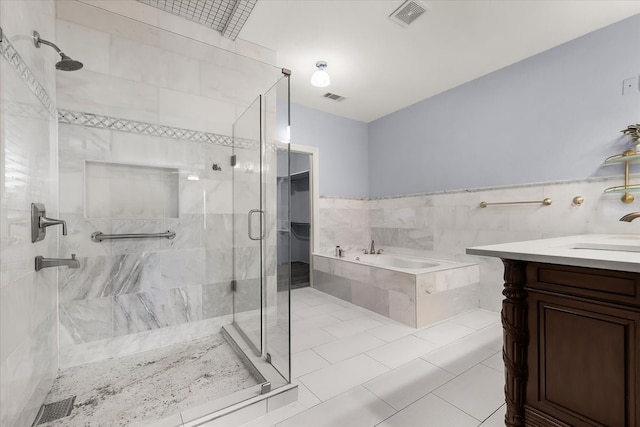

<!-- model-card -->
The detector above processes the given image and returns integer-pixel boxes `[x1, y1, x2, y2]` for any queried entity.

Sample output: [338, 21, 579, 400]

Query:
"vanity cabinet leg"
[501, 260, 528, 427]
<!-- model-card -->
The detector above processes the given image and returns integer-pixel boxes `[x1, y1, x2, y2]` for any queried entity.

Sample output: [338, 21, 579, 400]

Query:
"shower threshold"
[37, 331, 296, 426]
[177, 324, 296, 426]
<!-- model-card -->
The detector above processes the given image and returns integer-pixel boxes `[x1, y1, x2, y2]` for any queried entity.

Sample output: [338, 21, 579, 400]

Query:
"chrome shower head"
[33, 31, 83, 71]
[56, 53, 83, 71]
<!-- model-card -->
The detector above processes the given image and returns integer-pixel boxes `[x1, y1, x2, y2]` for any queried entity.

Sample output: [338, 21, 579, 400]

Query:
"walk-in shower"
[1, 1, 292, 426]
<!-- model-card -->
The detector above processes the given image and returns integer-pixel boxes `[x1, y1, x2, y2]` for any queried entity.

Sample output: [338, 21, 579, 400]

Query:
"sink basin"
[570, 243, 640, 253]
[605, 235, 640, 241]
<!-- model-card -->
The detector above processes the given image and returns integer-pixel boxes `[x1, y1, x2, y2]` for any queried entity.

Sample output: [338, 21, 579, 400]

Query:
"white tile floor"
[240, 288, 506, 427]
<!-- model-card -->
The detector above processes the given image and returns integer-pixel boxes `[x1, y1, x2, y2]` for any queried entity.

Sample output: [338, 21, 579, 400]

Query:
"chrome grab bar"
[248, 209, 265, 241]
[91, 230, 176, 242]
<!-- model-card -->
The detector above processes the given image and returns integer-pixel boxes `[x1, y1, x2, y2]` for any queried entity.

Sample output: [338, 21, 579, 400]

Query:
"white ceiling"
[239, 1, 640, 123]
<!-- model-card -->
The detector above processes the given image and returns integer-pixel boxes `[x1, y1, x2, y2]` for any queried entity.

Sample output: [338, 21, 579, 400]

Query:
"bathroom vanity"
[467, 235, 640, 427]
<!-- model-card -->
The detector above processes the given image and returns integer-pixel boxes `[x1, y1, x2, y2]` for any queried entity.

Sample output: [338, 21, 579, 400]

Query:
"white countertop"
[466, 234, 640, 273]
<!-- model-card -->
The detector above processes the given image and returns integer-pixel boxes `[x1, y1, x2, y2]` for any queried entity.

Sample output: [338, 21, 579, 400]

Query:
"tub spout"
[35, 254, 80, 271]
[370, 240, 375, 254]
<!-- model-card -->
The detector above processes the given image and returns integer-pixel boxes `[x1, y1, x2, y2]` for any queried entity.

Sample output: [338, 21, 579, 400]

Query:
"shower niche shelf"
[603, 150, 640, 203]
[85, 161, 179, 218]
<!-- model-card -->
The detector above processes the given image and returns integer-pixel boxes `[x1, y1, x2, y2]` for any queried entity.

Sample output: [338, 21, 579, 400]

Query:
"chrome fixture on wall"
[90, 230, 176, 242]
[35, 254, 80, 271]
[33, 31, 83, 71]
[31, 203, 68, 243]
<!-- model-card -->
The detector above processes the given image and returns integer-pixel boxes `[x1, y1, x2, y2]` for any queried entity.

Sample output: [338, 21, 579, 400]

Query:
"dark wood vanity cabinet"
[501, 260, 640, 427]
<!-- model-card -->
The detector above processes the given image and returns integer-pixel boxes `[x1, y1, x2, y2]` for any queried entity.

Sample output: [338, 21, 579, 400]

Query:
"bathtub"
[343, 253, 439, 273]
[312, 253, 479, 328]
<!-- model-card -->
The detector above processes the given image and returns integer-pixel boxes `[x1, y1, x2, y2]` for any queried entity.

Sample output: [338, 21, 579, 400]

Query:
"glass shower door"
[232, 95, 264, 354]
[263, 75, 291, 382]
[231, 73, 291, 389]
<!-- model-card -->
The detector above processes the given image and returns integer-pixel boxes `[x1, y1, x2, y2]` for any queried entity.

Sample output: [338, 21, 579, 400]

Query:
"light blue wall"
[368, 14, 640, 198]
[291, 103, 369, 197]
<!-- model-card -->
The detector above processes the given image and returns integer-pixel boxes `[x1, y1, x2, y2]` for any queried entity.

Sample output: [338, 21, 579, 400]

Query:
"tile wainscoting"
[318, 175, 638, 311]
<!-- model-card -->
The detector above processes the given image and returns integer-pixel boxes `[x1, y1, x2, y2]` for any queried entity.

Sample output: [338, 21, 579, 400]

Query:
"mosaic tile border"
[58, 109, 261, 149]
[0, 30, 266, 150]
[0, 30, 56, 115]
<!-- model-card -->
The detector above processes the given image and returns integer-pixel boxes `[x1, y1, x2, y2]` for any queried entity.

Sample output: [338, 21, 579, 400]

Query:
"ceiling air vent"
[323, 93, 347, 102]
[389, 0, 428, 28]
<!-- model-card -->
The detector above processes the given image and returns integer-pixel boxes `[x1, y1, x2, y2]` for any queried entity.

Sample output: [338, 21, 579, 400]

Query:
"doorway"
[289, 152, 311, 288]
[284, 145, 319, 290]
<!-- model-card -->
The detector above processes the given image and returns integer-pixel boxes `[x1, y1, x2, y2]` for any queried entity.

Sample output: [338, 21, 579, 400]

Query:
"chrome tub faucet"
[31, 203, 67, 242]
[35, 254, 80, 271]
[370, 240, 375, 254]
[40, 215, 67, 235]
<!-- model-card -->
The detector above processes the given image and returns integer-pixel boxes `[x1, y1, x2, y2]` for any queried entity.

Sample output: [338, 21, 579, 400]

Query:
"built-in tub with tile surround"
[343, 253, 439, 272]
[312, 253, 480, 328]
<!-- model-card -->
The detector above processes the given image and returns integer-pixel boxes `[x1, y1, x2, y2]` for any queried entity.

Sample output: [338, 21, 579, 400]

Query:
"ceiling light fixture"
[311, 61, 330, 87]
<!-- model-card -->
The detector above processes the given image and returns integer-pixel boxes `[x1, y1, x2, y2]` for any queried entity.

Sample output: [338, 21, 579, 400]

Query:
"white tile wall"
[319, 175, 639, 311]
[2, 1, 280, 424]
[56, 19, 111, 74]
[53, 0, 282, 368]
[318, 197, 370, 255]
[85, 161, 179, 218]
[0, 2, 58, 426]
[56, 69, 160, 123]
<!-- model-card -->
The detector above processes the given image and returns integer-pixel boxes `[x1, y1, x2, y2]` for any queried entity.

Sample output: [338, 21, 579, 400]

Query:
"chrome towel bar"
[479, 198, 552, 208]
[91, 230, 176, 242]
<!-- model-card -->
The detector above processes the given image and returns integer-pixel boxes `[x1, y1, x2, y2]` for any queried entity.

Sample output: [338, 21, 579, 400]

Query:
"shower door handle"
[248, 209, 265, 241]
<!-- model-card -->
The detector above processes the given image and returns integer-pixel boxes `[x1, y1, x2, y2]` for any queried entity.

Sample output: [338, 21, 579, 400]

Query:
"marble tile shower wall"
[54, 2, 278, 366]
[55, 1, 277, 135]
[320, 176, 638, 312]
[0, 2, 58, 426]
[57, 124, 237, 360]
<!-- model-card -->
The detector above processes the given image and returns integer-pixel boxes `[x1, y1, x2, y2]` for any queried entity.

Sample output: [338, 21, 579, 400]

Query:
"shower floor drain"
[32, 396, 76, 426]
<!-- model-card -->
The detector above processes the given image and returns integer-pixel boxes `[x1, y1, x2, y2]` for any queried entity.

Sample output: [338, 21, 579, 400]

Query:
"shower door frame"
[230, 72, 292, 384]
[231, 94, 265, 357]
